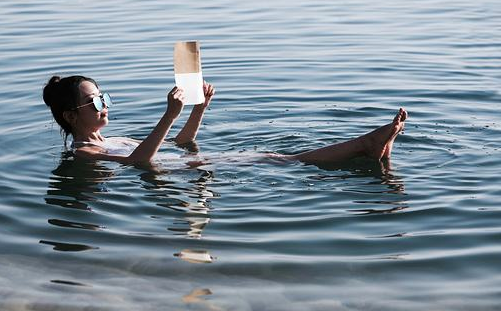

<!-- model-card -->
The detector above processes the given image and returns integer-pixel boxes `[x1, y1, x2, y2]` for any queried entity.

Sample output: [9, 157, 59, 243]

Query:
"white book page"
[174, 72, 204, 105]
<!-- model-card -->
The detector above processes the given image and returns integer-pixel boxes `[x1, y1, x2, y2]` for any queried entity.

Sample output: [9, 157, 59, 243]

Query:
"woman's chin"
[96, 119, 108, 130]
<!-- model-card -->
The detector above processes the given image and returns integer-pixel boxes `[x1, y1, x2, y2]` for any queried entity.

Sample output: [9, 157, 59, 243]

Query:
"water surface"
[1, 0, 500, 310]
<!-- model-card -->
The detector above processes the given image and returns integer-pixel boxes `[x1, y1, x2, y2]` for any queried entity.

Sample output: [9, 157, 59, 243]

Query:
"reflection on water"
[167, 172, 214, 238]
[183, 288, 224, 311]
[45, 152, 115, 211]
[372, 232, 409, 238]
[48, 218, 104, 231]
[183, 288, 213, 303]
[41, 154, 112, 252]
[310, 158, 407, 215]
[350, 205, 407, 215]
[2, 0, 500, 307]
[50, 279, 89, 287]
[174, 249, 215, 264]
[44, 151, 218, 240]
[309, 158, 402, 186]
[372, 253, 409, 261]
[169, 216, 210, 238]
[39, 240, 98, 252]
[138, 165, 216, 239]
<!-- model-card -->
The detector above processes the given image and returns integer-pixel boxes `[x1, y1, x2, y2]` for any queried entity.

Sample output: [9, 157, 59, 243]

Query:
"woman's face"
[76, 81, 109, 131]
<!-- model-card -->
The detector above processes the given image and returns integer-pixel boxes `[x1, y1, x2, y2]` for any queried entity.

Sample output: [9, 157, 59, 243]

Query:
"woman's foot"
[362, 108, 407, 160]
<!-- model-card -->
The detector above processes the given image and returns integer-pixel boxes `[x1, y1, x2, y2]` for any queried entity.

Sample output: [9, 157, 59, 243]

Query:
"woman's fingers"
[170, 86, 184, 94]
[169, 86, 179, 95]
[171, 88, 185, 101]
[204, 83, 214, 97]
[203, 81, 208, 94]
[173, 91, 182, 99]
[166, 87, 185, 119]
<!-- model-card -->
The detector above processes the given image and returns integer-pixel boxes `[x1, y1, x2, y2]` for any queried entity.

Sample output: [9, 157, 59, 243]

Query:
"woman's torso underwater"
[70, 136, 286, 168]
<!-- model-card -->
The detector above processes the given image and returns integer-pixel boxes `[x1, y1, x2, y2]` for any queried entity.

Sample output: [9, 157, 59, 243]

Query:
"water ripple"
[1, 0, 501, 309]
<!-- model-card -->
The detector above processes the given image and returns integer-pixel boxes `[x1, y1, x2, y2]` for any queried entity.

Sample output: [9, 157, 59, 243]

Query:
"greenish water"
[0, 0, 500, 310]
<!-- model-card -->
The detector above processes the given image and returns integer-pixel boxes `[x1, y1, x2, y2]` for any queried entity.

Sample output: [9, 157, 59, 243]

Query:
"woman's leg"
[274, 108, 407, 164]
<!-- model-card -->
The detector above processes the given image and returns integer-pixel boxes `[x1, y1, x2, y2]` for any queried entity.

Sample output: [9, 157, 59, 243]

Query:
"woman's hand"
[201, 81, 215, 109]
[167, 86, 185, 120]
[174, 81, 215, 145]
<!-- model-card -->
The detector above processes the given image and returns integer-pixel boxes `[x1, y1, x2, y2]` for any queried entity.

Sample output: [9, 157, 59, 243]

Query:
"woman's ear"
[63, 110, 77, 126]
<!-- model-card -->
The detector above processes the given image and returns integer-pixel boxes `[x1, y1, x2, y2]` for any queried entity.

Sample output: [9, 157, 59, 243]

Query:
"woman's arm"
[174, 81, 215, 145]
[74, 87, 185, 164]
[128, 86, 185, 162]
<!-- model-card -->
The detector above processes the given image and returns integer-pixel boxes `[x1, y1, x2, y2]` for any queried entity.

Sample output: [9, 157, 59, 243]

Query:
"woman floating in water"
[43, 75, 407, 165]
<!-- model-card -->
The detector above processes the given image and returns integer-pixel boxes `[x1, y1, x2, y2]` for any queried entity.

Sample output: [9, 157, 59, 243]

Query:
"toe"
[394, 108, 407, 124]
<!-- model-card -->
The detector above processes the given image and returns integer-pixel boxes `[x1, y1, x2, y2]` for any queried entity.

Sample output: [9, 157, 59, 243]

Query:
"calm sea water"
[1, 0, 500, 310]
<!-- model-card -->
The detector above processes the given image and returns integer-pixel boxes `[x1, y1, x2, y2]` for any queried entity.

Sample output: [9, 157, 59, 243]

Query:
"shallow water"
[1, 0, 501, 310]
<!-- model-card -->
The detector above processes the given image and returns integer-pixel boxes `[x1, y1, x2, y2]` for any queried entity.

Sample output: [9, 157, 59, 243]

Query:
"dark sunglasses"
[73, 93, 112, 111]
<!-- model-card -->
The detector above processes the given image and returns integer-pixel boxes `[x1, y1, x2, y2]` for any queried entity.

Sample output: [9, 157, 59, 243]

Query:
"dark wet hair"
[43, 75, 98, 145]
